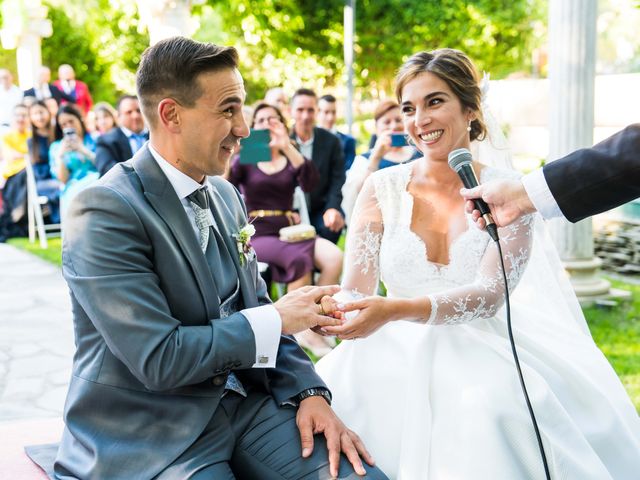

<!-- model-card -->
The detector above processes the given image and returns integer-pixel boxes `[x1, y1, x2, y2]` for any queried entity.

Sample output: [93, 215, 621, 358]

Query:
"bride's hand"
[311, 295, 344, 336]
[321, 296, 396, 340]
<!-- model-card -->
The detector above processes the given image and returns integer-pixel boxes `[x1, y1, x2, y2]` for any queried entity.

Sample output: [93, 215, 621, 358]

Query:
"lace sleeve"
[341, 154, 370, 225]
[340, 176, 383, 297]
[426, 214, 535, 325]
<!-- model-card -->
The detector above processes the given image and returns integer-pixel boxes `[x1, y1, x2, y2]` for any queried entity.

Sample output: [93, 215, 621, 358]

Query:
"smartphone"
[390, 133, 408, 147]
[63, 127, 78, 140]
[240, 129, 271, 164]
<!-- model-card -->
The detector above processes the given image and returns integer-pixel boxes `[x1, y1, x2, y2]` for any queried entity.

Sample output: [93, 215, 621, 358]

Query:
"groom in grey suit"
[51, 37, 386, 479]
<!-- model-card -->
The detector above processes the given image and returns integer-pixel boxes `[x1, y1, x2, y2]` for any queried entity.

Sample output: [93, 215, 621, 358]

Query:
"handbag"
[279, 224, 316, 243]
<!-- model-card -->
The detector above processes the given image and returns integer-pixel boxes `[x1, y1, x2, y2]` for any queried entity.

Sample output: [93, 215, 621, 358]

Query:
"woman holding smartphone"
[341, 100, 420, 224]
[227, 103, 343, 356]
[49, 104, 98, 217]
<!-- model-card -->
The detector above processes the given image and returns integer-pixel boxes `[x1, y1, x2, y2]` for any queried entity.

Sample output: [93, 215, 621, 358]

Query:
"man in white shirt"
[47, 36, 383, 480]
[291, 89, 346, 244]
[461, 124, 640, 227]
[0, 69, 23, 136]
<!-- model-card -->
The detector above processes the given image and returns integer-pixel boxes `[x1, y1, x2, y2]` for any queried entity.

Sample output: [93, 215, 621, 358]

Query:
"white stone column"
[0, 0, 52, 89]
[548, 0, 610, 301]
[137, 0, 198, 46]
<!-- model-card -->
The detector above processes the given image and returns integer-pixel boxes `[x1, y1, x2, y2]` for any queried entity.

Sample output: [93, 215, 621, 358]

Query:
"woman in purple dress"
[229, 103, 343, 286]
[228, 103, 343, 355]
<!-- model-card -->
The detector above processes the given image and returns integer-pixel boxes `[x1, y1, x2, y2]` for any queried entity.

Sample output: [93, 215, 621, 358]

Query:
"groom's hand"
[275, 285, 343, 335]
[297, 397, 374, 477]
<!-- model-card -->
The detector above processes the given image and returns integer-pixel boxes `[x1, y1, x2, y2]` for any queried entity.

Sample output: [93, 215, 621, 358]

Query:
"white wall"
[487, 73, 640, 167]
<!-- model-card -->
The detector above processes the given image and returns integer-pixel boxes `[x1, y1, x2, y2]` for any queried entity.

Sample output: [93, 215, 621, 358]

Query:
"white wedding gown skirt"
[317, 297, 640, 479]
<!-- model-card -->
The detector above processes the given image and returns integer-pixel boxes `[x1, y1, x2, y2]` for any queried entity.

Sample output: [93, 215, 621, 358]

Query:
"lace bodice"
[342, 163, 534, 325]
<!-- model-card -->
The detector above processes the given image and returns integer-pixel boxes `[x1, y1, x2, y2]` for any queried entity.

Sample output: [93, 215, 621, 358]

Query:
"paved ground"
[0, 243, 74, 423]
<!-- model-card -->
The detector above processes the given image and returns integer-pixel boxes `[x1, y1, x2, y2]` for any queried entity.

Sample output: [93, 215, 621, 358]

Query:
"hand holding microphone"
[448, 148, 500, 241]
[460, 178, 536, 229]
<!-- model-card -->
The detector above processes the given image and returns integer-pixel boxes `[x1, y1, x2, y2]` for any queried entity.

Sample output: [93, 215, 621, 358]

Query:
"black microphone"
[448, 148, 499, 241]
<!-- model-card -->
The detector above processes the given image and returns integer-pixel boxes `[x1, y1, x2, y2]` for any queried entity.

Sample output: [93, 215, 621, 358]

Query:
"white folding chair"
[293, 186, 310, 225]
[24, 157, 60, 248]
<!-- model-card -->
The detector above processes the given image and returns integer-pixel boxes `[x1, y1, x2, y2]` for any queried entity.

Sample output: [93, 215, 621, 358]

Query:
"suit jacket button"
[212, 375, 226, 386]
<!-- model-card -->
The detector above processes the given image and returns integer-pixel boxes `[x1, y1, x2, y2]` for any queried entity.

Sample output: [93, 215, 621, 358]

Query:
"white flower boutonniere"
[233, 223, 256, 266]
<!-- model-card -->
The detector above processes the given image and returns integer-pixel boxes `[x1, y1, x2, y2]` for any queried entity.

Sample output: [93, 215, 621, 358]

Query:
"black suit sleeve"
[324, 135, 346, 213]
[95, 135, 119, 177]
[51, 84, 76, 104]
[543, 124, 640, 223]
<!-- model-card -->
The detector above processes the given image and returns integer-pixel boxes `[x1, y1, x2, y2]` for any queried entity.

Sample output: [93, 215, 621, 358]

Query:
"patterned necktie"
[187, 187, 212, 251]
[186, 187, 236, 298]
[187, 187, 246, 397]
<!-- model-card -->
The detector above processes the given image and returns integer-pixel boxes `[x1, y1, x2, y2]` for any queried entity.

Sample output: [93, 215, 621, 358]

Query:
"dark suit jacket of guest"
[336, 131, 357, 171]
[95, 127, 148, 177]
[544, 124, 640, 223]
[291, 127, 345, 217]
[53, 146, 325, 479]
[53, 79, 93, 115]
[23, 84, 74, 105]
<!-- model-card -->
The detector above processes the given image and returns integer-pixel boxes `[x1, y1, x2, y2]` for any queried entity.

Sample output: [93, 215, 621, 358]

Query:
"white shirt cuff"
[522, 169, 564, 220]
[241, 305, 281, 368]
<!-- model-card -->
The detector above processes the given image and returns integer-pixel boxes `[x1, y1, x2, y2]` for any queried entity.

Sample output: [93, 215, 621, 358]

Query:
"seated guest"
[95, 95, 147, 176]
[91, 101, 118, 138]
[0, 104, 30, 240]
[228, 103, 343, 356]
[27, 101, 61, 223]
[341, 99, 421, 224]
[317, 94, 357, 171]
[49, 105, 98, 217]
[290, 88, 346, 244]
[54, 64, 93, 116]
[23, 66, 75, 106]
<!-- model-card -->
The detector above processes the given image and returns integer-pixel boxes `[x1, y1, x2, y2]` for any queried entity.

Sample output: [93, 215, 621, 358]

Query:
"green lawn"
[7, 236, 62, 266]
[583, 280, 640, 411]
[7, 236, 640, 410]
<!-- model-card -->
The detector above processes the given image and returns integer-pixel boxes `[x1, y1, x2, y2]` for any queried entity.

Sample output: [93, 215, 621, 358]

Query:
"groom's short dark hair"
[136, 36, 239, 127]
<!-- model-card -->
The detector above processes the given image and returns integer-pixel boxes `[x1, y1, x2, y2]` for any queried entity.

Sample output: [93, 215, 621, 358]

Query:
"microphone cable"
[494, 235, 551, 480]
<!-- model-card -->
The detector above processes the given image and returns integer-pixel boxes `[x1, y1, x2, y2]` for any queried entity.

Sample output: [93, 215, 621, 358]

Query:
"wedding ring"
[319, 304, 326, 316]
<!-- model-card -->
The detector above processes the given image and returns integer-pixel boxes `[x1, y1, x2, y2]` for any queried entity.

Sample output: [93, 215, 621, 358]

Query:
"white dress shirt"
[34, 83, 52, 100]
[60, 80, 75, 95]
[0, 85, 23, 126]
[149, 144, 281, 368]
[522, 168, 564, 220]
[120, 126, 148, 155]
[295, 134, 314, 160]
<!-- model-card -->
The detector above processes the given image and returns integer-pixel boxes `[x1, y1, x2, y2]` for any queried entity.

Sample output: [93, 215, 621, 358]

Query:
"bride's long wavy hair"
[395, 48, 487, 142]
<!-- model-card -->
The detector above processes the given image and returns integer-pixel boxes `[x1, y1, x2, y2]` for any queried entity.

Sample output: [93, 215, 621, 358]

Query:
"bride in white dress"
[316, 49, 640, 479]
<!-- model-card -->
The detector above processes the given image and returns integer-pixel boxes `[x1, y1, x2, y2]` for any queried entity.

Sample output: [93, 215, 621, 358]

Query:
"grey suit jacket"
[54, 146, 325, 479]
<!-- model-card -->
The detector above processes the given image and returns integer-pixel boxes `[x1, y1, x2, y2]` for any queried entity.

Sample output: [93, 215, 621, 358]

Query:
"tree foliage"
[42, 0, 149, 103]
[197, 0, 544, 100]
[0, 0, 148, 104]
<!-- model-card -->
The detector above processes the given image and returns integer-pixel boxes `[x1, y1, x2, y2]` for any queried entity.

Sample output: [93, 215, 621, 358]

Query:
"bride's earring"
[466, 120, 472, 132]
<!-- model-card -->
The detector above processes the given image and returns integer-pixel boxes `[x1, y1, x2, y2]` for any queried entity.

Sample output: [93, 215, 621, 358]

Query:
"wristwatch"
[295, 387, 332, 406]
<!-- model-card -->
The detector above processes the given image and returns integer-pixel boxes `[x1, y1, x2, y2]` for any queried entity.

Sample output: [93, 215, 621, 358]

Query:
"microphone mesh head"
[448, 148, 473, 172]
